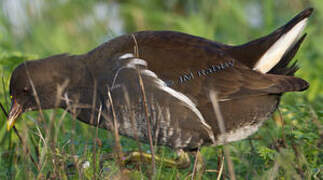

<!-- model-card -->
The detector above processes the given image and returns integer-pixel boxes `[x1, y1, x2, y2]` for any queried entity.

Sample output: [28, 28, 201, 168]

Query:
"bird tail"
[225, 8, 313, 74]
[268, 33, 306, 75]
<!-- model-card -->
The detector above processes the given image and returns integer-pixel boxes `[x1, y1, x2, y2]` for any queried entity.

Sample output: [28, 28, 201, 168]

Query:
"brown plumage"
[8, 8, 312, 151]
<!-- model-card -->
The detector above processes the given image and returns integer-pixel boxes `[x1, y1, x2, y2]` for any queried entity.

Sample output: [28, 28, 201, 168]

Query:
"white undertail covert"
[253, 19, 308, 73]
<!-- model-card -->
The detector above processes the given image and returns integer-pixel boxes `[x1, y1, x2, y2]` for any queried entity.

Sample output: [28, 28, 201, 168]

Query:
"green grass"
[0, 0, 322, 179]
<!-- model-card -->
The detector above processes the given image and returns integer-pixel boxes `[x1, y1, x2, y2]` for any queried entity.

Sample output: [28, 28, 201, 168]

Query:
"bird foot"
[122, 149, 191, 169]
[100, 150, 207, 178]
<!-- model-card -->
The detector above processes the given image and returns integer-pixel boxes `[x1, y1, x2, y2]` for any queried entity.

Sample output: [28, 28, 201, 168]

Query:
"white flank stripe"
[141, 69, 157, 78]
[119, 53, 134, 59]
[126, 58, 147, 68]
[253, 18, 308, 73]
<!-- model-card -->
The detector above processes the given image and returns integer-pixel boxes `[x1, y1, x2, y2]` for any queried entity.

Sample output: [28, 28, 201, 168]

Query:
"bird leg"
[122, 149, 191, 169]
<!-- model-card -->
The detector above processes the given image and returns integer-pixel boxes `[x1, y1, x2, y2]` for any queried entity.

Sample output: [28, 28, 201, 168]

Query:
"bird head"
[7, 56, 72, 131]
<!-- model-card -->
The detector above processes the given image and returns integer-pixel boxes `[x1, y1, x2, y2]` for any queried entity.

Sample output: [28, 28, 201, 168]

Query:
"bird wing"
[108, 54, 216, 149]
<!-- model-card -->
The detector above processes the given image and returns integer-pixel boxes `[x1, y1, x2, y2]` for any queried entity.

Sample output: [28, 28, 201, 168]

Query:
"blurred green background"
[0, 0, 322, 179]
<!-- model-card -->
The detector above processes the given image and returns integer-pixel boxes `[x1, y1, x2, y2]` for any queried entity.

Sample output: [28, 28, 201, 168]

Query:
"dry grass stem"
[35, 124, 47, 173]
[93, 104, 102, 179]
[131, 34, 139, 57]
[107, 88, 123, 165]
[123, 88, 144, 170]
[132, 33, 156, 176]
[209, 90, 236, 180]
[216, 155, 225, 180]
[137, 68, 156, 176]
[191, 148, 200, 180]
[24, 62, 46, 126]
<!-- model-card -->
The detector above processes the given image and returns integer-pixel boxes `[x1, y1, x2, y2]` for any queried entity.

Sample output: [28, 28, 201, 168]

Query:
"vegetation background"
[0, 0, 322, 179]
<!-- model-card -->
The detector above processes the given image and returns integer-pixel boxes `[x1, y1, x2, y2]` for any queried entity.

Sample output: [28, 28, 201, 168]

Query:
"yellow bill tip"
[7, 99, 22, 131]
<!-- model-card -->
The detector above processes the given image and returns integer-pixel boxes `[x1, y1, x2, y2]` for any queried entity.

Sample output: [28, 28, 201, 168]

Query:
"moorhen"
[7, 8, 312, 168]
